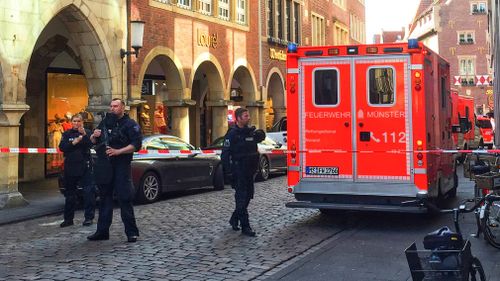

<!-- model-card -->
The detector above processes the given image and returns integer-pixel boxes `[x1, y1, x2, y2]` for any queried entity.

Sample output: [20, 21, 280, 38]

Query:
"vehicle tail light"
[417, 153, 423, 160]
[289, 76, 296, 94]
[416, 140, 423, 151]
[290, 142, 297, 164]
[288, 187, 294, 193]
[414, 71, 422, 92]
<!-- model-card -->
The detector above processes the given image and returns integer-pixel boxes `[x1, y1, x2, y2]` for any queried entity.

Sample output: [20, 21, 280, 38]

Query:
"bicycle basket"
[475, 172, 500, 190]
[405, 240, 472, 281]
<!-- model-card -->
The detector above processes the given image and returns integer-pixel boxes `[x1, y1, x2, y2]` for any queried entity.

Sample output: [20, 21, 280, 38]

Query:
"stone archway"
[136, 47, 186, 139]
[229, 63, 261, 128]
[266, 69, 286, 127]
[22, 4, 113, 182]
[189, 59, 225, 147]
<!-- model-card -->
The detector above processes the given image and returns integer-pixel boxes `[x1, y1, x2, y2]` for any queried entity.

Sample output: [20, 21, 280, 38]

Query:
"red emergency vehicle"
[285, 41, 457, 212]
[451, 91, 493, 150]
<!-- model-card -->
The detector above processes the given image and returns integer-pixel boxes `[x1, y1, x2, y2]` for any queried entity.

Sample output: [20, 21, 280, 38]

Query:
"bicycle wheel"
[469, 257, 486, 281]
[483, 200, 500, 249]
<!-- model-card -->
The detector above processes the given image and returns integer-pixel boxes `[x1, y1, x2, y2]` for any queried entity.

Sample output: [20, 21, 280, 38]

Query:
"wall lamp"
[120, 20, 145, 59]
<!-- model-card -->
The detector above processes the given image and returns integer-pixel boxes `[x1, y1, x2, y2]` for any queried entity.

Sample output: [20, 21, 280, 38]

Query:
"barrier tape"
[1, 147, 500, 155]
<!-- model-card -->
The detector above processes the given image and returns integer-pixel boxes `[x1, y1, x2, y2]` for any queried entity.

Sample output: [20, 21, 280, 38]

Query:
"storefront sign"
[197, 29, 218, 49]
[270, 48, 286, 61]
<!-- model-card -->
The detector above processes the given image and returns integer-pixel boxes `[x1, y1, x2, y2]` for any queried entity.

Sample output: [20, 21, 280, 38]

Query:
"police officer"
[222, 108, 265, 237]
[59, 114, 95, 227]
[87, 98, 142, 243]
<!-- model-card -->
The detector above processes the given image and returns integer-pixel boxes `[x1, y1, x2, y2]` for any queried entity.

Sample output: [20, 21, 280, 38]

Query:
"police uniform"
[59, 127, 95, 224]
[222, 125, 264, 236]
[93, 113, 142, 239]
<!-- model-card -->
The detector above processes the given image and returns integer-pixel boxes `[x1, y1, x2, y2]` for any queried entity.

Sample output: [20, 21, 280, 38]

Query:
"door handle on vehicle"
[358, 122, 364, 128]
[344, 122, 349, 127]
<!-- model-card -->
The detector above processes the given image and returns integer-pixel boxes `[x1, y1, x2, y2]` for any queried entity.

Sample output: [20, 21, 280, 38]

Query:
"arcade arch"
[21, 4, 113, 181]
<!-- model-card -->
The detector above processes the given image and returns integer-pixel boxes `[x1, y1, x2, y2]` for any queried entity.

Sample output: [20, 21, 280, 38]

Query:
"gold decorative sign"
[197, 29, 218, 49]
[270, 48, 287, 61]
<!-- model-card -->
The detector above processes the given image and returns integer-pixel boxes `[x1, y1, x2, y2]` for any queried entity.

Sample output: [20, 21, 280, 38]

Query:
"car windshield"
[209, 137, 224, 148]
[160, 136, 194, 150]
[143, 138, 168, 150]
[477, 119, 492, 128]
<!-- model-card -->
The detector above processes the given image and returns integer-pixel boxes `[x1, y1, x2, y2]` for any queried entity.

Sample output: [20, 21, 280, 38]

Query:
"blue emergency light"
[287, 43, 297, 53]
[408, 39, 419, 49]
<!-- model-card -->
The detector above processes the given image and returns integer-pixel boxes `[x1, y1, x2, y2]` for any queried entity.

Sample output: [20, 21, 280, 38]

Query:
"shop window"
[368, 67, 395, 105]
[314, 69, 339, 106]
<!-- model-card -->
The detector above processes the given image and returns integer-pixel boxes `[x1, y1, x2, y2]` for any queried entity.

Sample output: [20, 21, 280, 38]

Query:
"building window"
[458, 31, 475, 44]
[333, 0, 346, 9]
[349, 13, 365, 43]
[314, 69, 339, 106]
[268, 0, 301, 43]
[218, 0, 230, 20]
[199, 0, 212, 15]
[459, 56, 476, 85]
[267, 0, 274, 37]
[334, 23, 349, 45]
[293, 2, 300, 43]
[277, 0, 283, 39]
[178, 0, 191, 9]
[311, 13, 325, 46]
[471, 1, 487, 14]
[236, 0, 246, 24]
[368, 67, 395, 105]
[286, 0, 292, 41]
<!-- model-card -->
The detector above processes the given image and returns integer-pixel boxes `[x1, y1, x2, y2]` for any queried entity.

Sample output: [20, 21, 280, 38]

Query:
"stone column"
[0, 103, 30, 209]
[206, 99, 233, 141]
[273, 106, 287, 124]
[164, 99, 196, 143]
[245, 101, 265, 129]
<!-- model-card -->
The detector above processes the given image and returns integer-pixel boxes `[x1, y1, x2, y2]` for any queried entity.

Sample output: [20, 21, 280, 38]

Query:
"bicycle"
[403, 192, 486, 281]
[473, 172, 500, 249]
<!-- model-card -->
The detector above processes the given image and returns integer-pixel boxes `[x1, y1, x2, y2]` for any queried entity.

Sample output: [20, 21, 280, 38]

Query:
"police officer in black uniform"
[87, 98, 142, 243]
[222, 108, 265, 237]
[59, 114, 95, 227]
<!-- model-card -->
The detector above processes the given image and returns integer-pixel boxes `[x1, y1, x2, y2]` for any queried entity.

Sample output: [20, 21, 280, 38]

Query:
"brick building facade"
[262, 0, 365, 129]
[408, 0, 492, 113]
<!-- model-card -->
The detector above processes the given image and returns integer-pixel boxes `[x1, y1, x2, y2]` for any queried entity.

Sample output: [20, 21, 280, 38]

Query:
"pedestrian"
[221, 108, 265, 237]
[88, 98, 143, 243]
[58, 114, 96, 227]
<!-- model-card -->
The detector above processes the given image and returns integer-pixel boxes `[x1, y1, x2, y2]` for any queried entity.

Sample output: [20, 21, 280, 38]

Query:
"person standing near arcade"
[58, 114, 95, 227]
[88, 98, 142, 243]
[221, 108, 265, 237]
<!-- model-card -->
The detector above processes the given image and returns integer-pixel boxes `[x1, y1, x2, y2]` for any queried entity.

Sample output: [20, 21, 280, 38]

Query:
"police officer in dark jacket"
[222, 108, 265, 237]
[59, 114, 95, 227]
[87, 98, 143, 243]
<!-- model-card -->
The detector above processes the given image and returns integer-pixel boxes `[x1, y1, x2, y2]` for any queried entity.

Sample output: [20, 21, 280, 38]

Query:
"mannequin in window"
[154, 104, 167, 134]
[139, 104, 152, 135]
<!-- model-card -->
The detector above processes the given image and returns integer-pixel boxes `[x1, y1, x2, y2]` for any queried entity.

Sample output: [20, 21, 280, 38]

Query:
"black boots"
[242, 227, 256, 237]
[229, 215, 240, 231]
[87, 232, 110, 241]
[60, 220, 74, 228]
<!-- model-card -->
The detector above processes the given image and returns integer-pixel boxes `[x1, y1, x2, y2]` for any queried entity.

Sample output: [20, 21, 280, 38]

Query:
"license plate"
[306, 166, 339, 175]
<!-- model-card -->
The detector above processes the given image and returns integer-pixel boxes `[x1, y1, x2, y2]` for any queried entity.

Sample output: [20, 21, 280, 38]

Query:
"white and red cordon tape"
[1, 147, 500, 155]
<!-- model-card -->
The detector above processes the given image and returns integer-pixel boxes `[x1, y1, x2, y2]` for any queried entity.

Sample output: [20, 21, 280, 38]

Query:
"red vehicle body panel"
[285, 42, 456, 211]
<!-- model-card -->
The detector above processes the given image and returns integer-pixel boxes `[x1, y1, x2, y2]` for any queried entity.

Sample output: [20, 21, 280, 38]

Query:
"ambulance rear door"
[298, 55, 412, 184]
[353, 55, 412, 183]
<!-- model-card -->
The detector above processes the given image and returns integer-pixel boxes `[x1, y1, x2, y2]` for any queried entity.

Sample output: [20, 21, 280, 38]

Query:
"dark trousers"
[96, 160, 139, 237]
[63, 167, 95, 221]
[231, 167, 255, 229]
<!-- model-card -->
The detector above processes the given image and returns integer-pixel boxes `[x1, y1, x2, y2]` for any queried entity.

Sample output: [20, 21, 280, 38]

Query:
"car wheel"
[136, 171, 161, 204]
[256, 156, 270, 181]
[213, 164, 224, 190]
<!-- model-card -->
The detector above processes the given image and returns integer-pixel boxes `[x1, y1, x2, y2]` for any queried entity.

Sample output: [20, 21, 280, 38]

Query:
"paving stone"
[0, 176, 349, 280]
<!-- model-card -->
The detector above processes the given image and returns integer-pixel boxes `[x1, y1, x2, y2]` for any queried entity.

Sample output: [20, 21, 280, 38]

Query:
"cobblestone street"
[0, 176, 353, 281]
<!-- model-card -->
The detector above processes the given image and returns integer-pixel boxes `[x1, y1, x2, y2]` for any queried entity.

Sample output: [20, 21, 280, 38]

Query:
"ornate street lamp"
[120, 20, 145, 58]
